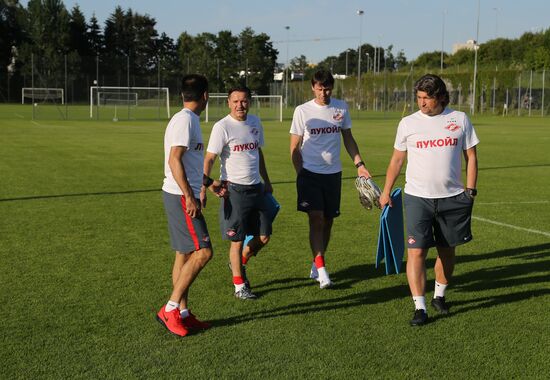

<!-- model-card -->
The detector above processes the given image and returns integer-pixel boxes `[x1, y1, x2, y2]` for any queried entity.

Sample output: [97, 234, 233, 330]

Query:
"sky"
[24, 0, 550, 64]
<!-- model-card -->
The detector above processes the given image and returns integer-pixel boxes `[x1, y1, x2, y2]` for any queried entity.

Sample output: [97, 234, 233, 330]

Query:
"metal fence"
[1, 52, 548, 120]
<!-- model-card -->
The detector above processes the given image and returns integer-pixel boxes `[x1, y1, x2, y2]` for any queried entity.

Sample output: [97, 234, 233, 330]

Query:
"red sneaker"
[182, 311, 212, 330]
[156, 307, 189, 337]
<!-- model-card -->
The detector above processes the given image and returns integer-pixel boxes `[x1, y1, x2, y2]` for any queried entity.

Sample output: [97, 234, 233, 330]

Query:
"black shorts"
[296, 168, 342, 218]
[163, 191, 212, 254]
[220, 182, 273, 241]
[404, 192, 474, 249]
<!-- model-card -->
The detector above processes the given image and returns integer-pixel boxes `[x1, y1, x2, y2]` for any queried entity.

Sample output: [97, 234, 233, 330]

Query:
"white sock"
[235, 283, 246, 292]
[412, 296, 426, 311]
[317, 267, 330, 283]
[434, 281, 448, 298]
[180, 308, 190, 319]
[165, 300, 179, 312]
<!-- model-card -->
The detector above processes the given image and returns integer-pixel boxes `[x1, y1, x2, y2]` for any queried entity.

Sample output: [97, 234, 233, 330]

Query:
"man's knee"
[408, 248, 428, 260]
[308, 211, 325, 228]
[195, 247, 213, 265]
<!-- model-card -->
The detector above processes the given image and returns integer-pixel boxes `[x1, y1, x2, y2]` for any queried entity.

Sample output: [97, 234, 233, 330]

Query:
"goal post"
[205, 95, 283, 122]
[22, 88, 64, 104]
[90, 86, 170, 119]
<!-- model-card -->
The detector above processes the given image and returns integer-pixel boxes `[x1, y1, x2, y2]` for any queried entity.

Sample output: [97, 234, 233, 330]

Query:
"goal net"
[22, 88, 64, 104]
[205, 94, 283, 122]
[90, 86, 170, 120]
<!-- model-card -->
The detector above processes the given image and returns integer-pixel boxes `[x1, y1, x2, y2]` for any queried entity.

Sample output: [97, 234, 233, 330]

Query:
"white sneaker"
[319, 278, 333, 289]
[309, 263, 319, 281]
[317, 267, 332, 289]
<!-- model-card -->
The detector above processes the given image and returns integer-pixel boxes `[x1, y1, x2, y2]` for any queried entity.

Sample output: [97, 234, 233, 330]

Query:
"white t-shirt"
[394, 108, 480, 198]
[162, 108, 204, 197]
[290, 98, 351, 174]
[207, 114, 265, 185]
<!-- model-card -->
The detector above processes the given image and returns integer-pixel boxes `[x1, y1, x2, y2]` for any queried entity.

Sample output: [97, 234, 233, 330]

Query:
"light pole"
[472, 0, 480, 115]
[285, 26, 290, 107]
[441, 9, 446, 71]
[346, 49, 349, 78]
[357, 10, 364, 110]
[377, 35, 382, 74]
[366, 53, 370, 74]
[492, 7, 499, 38]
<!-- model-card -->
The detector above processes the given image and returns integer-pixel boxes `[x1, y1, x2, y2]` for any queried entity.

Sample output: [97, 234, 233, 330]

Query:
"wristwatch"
[355, 161, 365, 168]
[466, 188, 477, 198]
[203, 174, 214, 187]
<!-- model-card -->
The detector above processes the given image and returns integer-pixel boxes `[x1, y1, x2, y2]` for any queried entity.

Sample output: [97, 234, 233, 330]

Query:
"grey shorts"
[163, 191, 212, 254]
[219, 182, 273, 241]
[296, 169, 342, 218]
[404, 192, 474, 249]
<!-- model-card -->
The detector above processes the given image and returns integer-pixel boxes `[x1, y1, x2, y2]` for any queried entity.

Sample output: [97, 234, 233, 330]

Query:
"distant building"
[452, 39, 478, 54]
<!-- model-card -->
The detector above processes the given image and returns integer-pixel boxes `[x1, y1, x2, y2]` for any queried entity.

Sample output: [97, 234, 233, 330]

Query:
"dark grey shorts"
[404, 192, 474, 249]
[163, 191, 212, 254]
[296, 169, 342, 218]
[219, 182, 273, 241]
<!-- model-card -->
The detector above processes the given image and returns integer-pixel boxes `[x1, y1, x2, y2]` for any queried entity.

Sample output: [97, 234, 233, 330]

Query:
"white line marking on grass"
[473, 216, 550, 238]
[31, 120, 40, 126]
[14, 113, 24, 118]
[476, 201, 549, 205]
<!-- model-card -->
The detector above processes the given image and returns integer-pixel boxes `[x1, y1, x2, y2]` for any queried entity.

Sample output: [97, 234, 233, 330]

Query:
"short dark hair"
[311, 70, 334, 87]
[227, 86, 252, 99]
[181, 74, 208, 102]
[414, 74, 449, 107]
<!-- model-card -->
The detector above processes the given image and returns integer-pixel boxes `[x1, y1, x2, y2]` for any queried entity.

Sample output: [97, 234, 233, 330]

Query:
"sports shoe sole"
[156, 315, 188, 337]
[431, 299, 450, 314]
[319, 280, 333, 289]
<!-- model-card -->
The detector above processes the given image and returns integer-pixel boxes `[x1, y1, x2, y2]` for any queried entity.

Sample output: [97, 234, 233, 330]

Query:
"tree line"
[0, 0, 278, 102]
[1, 0, 549, 104]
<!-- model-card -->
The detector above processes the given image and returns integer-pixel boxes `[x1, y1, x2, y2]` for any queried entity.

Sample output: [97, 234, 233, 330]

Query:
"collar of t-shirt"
[417, 107, 450, 119]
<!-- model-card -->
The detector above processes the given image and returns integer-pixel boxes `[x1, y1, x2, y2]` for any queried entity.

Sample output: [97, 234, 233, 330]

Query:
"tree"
[238, 27, 277, 94]
[68, 5, 89, 56]
[395, 49, 408, 71]
[19, 0, 70, 87]
[414, 51, 447, 69]
[155, 32, 178, 87]
[290, 55, 308, 72]
[0, 0, 26, 101]
[214, 30, 239, 92]
[87, 13, 103, 55]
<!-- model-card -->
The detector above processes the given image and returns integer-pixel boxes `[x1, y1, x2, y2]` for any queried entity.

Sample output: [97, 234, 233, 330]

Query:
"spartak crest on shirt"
[332, 109, 344, 121]
[445, 118, 460, 132]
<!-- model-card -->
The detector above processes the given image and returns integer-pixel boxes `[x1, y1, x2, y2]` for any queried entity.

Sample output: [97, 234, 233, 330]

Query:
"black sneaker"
[431, 296, 450, 314]
[234, 285, 257, 300]
[410, 309, 428, 326]
[227, 261, 250, 288]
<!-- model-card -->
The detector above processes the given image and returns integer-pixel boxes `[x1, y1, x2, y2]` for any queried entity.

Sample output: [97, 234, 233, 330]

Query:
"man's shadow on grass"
[251, 261, 389, 295]
[213, 242, 550, 327]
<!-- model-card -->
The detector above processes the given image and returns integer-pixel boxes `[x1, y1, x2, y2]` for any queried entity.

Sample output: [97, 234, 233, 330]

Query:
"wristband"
[355, 161, 365, 168]
[202, 174, 214, 187]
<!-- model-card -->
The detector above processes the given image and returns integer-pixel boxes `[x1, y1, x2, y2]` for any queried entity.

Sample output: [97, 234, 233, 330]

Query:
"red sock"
[241, 255, 249, 265]
[233, 276, 244, 285]
[314, 255, 325, 269]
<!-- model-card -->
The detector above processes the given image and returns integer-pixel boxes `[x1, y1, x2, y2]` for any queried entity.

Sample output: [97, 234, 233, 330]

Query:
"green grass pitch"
[1, 104, 549, 378]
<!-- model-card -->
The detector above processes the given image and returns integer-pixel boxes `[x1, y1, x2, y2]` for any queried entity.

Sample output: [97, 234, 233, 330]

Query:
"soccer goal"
[22, 88, 64, 104]
[205, 95, 283, 122]
[90, 86, 170, 120]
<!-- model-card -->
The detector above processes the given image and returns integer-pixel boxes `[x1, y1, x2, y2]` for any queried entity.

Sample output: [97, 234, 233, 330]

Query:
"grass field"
[1, 103, 549, 379]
